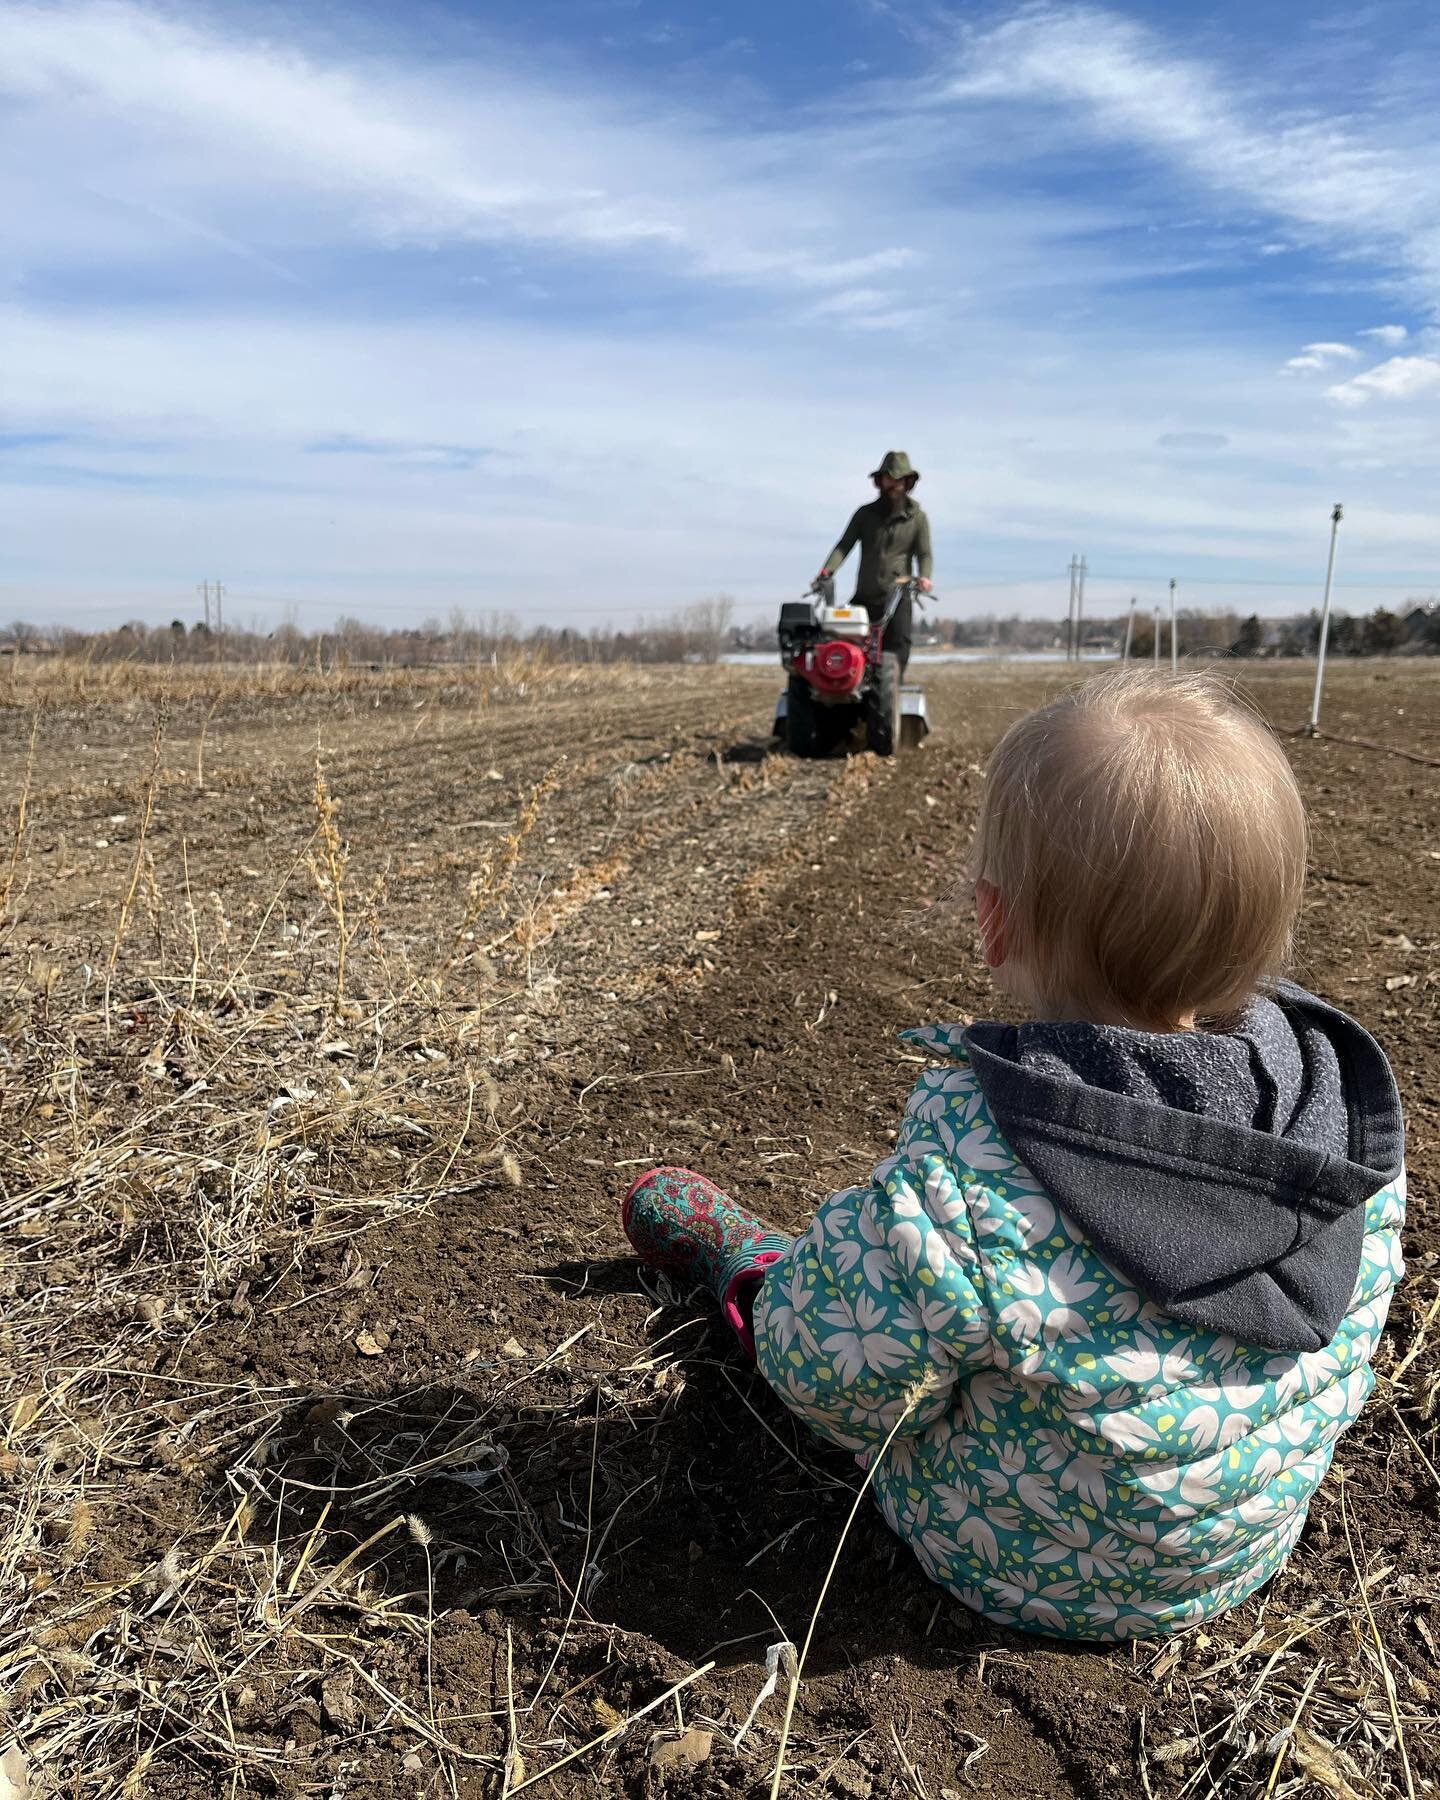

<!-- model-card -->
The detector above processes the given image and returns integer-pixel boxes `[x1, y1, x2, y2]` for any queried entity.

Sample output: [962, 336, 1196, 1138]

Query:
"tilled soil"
[4, 660, 1437, 1799]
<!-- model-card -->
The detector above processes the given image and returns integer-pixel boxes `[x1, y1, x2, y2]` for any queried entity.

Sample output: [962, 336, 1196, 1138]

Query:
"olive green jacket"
[822, 499, 933, 603]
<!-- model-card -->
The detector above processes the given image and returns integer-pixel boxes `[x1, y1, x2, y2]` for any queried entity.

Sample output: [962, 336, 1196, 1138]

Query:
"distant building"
[1403, 604, 1438, 645]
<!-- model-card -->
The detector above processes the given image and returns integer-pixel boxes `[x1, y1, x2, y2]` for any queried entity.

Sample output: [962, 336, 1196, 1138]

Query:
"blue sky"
[3, 0, 1439, 632]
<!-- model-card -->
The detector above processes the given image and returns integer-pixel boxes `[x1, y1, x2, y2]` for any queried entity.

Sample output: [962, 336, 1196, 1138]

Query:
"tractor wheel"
[787, 677, 850, 758]
[786, 676, 823, 757]
[865, 654, 902, 756]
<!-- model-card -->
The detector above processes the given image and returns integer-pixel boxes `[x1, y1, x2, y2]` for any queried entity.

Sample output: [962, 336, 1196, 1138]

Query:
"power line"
[1089, 572, 1435, 590]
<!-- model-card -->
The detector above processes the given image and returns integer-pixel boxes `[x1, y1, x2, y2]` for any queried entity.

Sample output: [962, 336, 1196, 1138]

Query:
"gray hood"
[961, 982, 1403, 1354]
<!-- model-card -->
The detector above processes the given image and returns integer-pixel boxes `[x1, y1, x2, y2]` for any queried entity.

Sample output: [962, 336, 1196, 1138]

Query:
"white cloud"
[7, 295, 1440, 627]
[1326, 354, 1440, 406]
[1282, 342, 1360, 374]
[1360, 323, 1408, 346]
[0, 0, 947, 312]
[941, 6, 1440, 313]
[0, 0, 1312, 334]
[4, 0, 1440, 626]
[0, 4, 673, 253]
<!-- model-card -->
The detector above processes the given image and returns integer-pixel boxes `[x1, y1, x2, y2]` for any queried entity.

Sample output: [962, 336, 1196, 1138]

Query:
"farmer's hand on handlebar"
[918, 577, 933, 592]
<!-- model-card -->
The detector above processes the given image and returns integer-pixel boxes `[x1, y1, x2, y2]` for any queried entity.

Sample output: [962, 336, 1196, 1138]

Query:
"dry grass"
[0, 660, 571, 1794]
[1, 658, 1436, 1798]
[1130, 1290, 1440, 1800]
[103, 694, 170, 1033]
[0, 709, 38, 931]
[767, 1385, 928, 1797]
[0, 647, 598, 718]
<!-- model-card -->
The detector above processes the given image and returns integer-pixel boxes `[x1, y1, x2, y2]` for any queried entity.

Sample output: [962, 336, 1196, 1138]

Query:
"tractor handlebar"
[806, 576, 933, 605]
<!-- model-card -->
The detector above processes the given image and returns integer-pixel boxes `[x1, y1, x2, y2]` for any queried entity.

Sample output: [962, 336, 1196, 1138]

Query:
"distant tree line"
[0, 597, 738, 668]
[729, 610, 1249, 656]
[735, 601, 1440, 659]
[4, 596, 1436, 667]
[1220, 602, 1440, 659]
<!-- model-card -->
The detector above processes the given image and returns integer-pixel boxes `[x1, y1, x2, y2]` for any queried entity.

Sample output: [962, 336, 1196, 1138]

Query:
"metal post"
[1308, 503, 1344, 736]
[1153, 607, 1161, 666]
[1122, 598, 1136, 661]
[1168, 578, 1178, 673]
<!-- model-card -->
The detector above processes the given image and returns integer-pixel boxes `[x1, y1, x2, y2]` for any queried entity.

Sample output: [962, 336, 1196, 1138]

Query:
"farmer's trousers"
[862, 590, 912, 675]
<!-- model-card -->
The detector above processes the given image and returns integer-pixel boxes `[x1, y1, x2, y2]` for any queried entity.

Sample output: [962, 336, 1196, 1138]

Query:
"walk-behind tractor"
[773, 575, 932, 757]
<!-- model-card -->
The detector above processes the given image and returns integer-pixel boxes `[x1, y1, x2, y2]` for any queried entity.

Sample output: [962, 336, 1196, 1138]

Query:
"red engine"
[803, 636, 867, 697]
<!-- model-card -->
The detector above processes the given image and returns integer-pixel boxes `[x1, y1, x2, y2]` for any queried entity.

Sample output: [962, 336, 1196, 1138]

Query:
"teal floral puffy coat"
[752, 1027, 1405, 1641]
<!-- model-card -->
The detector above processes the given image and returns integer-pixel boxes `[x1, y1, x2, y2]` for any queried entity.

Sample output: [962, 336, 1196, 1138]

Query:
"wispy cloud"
[4, 0, 1440, 625]
[1282, 341, 1361, 373]
[0, 4, 674, 251]
[306, 437, 489, 470]
[1327, 354, 1440, 406]
[1155, 432, 1229, 451]
[0, 0, 939, 315]
[941, 5, 1440, 314]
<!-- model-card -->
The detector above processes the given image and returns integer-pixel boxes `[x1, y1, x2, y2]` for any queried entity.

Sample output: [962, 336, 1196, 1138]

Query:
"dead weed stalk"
[103, 693, 170, 1033]
[306, 754, 352, 1015]
[433, 763, 561, 997]
[0, 706, 39, 931]
[0, 670, 576, 1796]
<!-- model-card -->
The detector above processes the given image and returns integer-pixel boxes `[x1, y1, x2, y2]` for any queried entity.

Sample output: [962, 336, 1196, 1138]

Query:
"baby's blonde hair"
[970, 669, 1308, 1025]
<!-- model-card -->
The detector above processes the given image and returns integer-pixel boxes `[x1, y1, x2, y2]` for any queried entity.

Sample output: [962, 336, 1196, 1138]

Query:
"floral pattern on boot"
[621, 1166, 791, 1358]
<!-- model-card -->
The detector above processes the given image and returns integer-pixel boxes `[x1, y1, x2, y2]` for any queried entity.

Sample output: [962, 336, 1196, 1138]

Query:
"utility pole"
[1075, 556, 1087, 662]
[1066, 556, 1080, 661]
[198, 580, 211, 632]
[1122, 597, 1136, 661]
[1307, 503, 1344, 736]
[1168, 578, 1178, 673]
[1153, 606, 1161, 666]
[214, 580, 224, 643]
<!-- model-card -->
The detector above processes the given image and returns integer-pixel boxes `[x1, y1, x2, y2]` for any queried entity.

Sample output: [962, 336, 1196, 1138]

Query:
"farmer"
[620, 670, 1405, 1641]
[816, 450, 933, 674]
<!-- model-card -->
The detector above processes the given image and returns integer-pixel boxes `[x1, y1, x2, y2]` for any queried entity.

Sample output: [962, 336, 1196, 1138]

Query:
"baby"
[622, 670, 1405, 1640]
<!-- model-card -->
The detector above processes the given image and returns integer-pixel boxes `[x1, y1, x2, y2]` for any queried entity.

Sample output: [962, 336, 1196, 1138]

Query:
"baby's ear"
[975, 880, 1008, 969]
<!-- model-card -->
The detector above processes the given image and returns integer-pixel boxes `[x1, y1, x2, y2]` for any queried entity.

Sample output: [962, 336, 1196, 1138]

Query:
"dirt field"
[2, 657, 1437, 1799]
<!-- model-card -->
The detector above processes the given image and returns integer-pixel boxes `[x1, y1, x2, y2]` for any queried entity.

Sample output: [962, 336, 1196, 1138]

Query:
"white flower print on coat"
[752, 1031, 1404, 1643]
